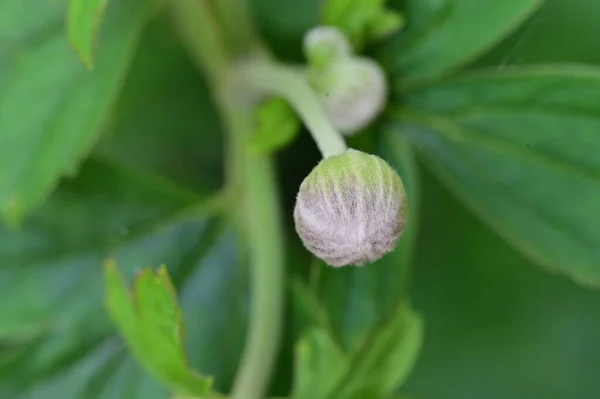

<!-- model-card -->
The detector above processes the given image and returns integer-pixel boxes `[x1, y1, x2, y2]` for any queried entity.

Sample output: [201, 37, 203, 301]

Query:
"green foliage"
[67, 0, 109, 67]
[104, 261, 213, 396]
[0, 0, 150, 225]
[382, 0, 543, 78]
[248, 98, 300, 154]
[3, 0, 600, 398]
[322, 0, 404, 49]
[392, 66, 600, 286]
[292, 304, 423, 399]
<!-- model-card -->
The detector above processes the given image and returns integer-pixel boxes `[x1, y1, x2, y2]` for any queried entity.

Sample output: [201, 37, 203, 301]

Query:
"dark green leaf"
[381, 0, 543, 78]
[403, 169, 600, 399]
[105, 262, 212, 396]
[0, 157, 247, 397]
[247, 98, 300, 154]
[95, 15, 224, 193]
[391, 65, 600, 286]
[0, 0, 150, 224]
[67, 0, 109, 67]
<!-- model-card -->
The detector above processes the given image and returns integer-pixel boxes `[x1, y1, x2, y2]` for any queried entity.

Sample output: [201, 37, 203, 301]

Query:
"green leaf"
[67, 0, 110, 67]
[322, 0, 403, 49]
[247, 98, 300, 154]
[305, 133, 421, 350]
[382, 0, 544, 78]
[0, 0, 150, 224]
[95, 15, 224, 193]
[292, 305, 423, 399]
[292, 328, 349, 399]
[337, 304, 423, 398]
[105, 262, 213, 396]
[401, 168, 600, 399]
[0, 157, 247, 398]
[391, 65, 600, 287]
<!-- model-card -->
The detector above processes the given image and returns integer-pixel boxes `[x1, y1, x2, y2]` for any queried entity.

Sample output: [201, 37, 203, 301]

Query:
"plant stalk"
[170, 2, 285, 399]
[235, 60, 348, 158]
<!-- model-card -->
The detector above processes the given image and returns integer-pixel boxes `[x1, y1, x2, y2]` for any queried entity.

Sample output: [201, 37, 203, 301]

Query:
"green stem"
[169, 0, 230, 87]
[212, 0, 260, 53]
[170, 2, 285, 399]
[235, 60, 348, 158]
[223, 97, 285, 399]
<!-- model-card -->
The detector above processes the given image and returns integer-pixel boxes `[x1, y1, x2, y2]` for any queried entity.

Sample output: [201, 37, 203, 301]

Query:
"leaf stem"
[235, 60, 348, 158]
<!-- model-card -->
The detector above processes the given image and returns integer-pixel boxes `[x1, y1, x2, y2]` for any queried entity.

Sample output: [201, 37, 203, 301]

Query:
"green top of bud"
[304, 26, 353, 69]
[294, 149, 407, 267]
[309, 57, 388, 135]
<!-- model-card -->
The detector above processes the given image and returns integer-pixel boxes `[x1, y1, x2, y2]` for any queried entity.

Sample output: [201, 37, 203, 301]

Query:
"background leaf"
[0, 156, 247, 398]
[67, 0, 109, 67]
[95, 15, 224, 193]
[0, 0, 149, 224]
[402, 168, 600, 399]
[382, 0, 543, 78]
[390, 65, 600, 286]
[105, 262, 213, 396]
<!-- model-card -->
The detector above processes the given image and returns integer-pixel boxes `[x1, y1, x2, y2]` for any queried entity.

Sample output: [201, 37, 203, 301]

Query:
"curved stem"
[170, 2, 285, 399]
[235, 60, 348, 158]
[224, 98, 285, 399]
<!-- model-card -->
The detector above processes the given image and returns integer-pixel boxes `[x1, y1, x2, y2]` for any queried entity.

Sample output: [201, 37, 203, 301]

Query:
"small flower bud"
[309, 57, 388, 135]
[303, 26, 352, 68]
[294, 149, 407, 267]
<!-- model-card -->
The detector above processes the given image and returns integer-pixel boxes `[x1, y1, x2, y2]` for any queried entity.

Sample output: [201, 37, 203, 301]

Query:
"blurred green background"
[3, 0, 599, 398]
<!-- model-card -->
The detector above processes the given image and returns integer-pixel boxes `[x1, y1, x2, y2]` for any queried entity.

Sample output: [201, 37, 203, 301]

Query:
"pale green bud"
[309, 57, 388, 135]
[304, 26, 352, 68]
[294, 149, 407, 267]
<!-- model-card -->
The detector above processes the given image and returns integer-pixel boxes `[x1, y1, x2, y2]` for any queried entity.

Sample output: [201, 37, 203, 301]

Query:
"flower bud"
[309, 57, 388, 135]
[303, 26, 353, 68]
[294, 149, 407, 267]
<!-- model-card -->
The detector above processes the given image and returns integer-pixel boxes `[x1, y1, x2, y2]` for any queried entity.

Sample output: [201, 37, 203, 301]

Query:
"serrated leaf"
[391, 65, 600, 287]
[105, 262, 212, 396]
[381, 0, 544, 78]
[0, 0, 149, 224]
[0, 157, 247, 398]
[292, 328, 350, 399]
[247, 98, 300, 154]
[67, 0, 110, 67]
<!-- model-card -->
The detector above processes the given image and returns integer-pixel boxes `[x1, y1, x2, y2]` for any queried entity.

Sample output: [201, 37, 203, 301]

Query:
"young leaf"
[247, 98, 300, 154]
[391, 65, 600, 287]
[381, 0, 544, 79]
[338, 304, 424, 397]
[0, 0, 150, 224]
[292, 328, 350, 399]
[322, 0, 403, 49]
[67, 0, 110, 68]
[105, 261, 213, 396]
[0, 157, 247, 397]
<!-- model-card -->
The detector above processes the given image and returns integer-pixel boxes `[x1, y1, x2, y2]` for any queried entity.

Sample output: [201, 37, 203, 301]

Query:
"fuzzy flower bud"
[294, 149, 407, 267]
[303, 26, 353, 68]
[309, 57, 388, 135]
